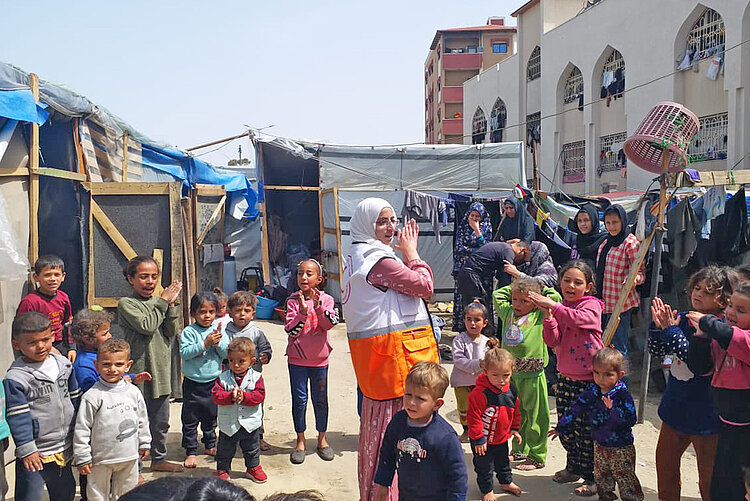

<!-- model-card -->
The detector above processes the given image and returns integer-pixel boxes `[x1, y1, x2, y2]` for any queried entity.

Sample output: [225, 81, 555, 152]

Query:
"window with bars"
[687, 112, 728, 162]
[472, 107, 487, 144]
[602, 49, 624, 73]
[490, 98, 507, 143]
[599, 132, 627, 175]
[527, 46, 541, 81]
[563, 67, 583, 104]
[687, 8, 725, 60]
[562, 140, 586, 183]
[527, 112, 541, 145]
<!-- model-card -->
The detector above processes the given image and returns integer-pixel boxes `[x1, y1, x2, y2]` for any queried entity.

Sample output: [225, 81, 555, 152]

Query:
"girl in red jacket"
[530, 259, 604, 496]
[467, 338, 522, 499]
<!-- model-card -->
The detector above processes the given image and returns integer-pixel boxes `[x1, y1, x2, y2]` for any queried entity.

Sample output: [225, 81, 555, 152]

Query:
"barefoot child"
[74, 339, 151, 501]
[374, 362, 467, 501]
[450, 300, 490, 442]
[532, 259, 604, 496]
[494, 277, 561, 470]
[118, 255, 184, 473]
[212, 337, 267, 483]
[285, 259, 339, 464]
[467, 339, 523, 498]
[179, 292, 229, 468]
[687, 279, 750, 501]
[550, 348, 643, 501]
[648, 266, 731, 501]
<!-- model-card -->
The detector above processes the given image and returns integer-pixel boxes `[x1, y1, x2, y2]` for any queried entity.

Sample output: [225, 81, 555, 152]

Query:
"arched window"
[563, 66, 583, 104]
[472, 107, 487, 145]
[687, 8, 725, 60]
[527, 46, 541, 81]
[601, 49, 625, 99]
[490, 98, 507, 143]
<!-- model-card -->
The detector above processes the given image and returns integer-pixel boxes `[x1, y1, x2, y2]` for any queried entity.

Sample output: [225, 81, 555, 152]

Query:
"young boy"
[374, 362, 468, 501]
[493, 278, 561, 470]
[5, 311, 81, 501]
[74, 339, 151, 501]
[212, 337, 267, 483]
[17, 255, 75, 362]
[225, 291, 272, 450]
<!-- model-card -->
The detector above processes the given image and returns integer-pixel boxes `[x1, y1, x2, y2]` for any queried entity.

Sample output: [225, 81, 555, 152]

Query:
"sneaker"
[213, 470, 231, 481]
[246, 465, 268, 483]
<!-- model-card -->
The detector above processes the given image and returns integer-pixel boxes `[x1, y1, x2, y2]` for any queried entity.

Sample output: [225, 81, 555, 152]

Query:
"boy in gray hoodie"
[5, 312, 81, 501]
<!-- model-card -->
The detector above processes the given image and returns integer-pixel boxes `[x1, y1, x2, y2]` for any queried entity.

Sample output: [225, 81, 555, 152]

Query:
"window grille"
[602, 49, 624, 73]
[562, 140, 586, 183]
[489, 98, 507, 143]
[527, 46, 541, 81]
[527, 112, 541, 145]
[687, 112, 728, 162]
[472, 107, 487, 145]
[599, 132, 627, 174]
[687, 8, 725, 60]
[563, 67, 583, 104]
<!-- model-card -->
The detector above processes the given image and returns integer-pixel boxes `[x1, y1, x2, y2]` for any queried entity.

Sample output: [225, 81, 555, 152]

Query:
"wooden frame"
[319, 187, 343, 288]
[83, 182, 171, 195]
[192, 184, 226, 290]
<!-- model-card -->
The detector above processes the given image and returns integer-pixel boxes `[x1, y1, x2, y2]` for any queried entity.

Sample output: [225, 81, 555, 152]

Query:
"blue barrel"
[256, 296, 279, 320]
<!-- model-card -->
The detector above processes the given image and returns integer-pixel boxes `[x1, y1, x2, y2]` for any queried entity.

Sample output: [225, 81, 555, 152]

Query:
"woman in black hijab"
[569, 203, 605, 268]
[497, 196, 535, 244]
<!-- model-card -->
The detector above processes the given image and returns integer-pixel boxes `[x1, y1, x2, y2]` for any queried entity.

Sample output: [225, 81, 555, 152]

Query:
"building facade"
[424, 18, 517, 144]
[463, 0, 750, 194]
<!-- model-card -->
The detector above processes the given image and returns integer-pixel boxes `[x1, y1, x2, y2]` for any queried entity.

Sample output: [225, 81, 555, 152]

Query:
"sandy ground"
[7, 320, 704, 500]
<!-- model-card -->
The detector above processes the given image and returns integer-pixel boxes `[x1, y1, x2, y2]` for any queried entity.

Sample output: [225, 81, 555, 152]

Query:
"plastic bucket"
[256, 296, 279, 320]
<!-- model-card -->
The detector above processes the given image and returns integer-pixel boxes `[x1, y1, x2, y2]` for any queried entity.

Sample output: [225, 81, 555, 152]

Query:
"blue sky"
[0, 1, 516, 166]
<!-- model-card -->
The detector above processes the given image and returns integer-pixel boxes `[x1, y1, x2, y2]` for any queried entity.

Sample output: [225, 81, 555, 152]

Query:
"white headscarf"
[350, 197, 397, 256]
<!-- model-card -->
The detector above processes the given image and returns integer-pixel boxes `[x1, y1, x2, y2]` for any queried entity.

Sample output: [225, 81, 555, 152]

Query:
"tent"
[253, 136, 527, 302]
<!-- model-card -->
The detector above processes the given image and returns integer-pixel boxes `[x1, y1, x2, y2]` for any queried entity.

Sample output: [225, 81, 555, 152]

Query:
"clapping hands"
[650, 297, 680, 330]
[160, 280, 183, 305]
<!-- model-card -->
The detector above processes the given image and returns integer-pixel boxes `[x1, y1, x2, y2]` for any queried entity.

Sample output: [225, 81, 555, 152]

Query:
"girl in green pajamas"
[493, 277, 561, 470]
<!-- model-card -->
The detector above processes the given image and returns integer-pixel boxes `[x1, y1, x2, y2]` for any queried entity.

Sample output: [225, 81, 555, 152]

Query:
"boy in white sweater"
[74, 338, 150, 501]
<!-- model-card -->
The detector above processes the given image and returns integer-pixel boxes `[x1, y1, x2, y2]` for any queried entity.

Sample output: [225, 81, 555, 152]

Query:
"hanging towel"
[666, 199, 702, 268]
[401, 189, 442, 243]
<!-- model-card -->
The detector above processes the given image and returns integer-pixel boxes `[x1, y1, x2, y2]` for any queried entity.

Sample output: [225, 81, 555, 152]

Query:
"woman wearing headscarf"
[570, 203, 606, 268]
[453, 202, 493, 328]
[596, 204, 644, 382]
[342, 198, 439, 501]
[497, 196, 535, 244]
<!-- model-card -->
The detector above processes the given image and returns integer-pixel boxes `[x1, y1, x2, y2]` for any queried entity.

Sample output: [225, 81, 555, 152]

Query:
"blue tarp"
[0, 89, 49, 125]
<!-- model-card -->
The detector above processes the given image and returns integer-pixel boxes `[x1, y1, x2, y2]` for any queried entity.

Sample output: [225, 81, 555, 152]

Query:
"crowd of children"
[2, 222, 750, 501]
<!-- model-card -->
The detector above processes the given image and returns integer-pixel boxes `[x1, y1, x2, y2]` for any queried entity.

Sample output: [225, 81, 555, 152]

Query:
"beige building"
[463, 0, 749, 194]
[424, 18, 517, 144]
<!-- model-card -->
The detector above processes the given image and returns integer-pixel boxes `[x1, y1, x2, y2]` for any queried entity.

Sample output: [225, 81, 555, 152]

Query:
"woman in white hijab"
[342, 198, 438, 501]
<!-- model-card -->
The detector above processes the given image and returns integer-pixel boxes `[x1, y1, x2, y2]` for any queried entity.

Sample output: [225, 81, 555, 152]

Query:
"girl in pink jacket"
[529, 259, 604, 496]
[284, 259, 339, 466]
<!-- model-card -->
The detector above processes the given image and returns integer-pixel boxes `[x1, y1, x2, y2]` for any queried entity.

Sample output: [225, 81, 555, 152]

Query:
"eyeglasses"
[375, 217, 400, 227]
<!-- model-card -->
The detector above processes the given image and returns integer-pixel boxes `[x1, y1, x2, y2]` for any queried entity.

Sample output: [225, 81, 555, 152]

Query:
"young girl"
[687, 278, 750, 501]
[213, 287, 230, 324]
[530, 259, 604, 496]
[467, 339, 522, 499]
[550, 348, 643, 501]
[284, 259, 339, 465]
[118, 255, 184, 472]
[596, 205, 644, 375]
[494, 277, 561, 470]
[450, 300, 490, 442]
[180, 291, 228, 468]
[648, 266, 732, 501]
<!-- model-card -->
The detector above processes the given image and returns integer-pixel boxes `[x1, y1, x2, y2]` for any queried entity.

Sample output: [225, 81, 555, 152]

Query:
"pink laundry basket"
[623, 102, 700, 173]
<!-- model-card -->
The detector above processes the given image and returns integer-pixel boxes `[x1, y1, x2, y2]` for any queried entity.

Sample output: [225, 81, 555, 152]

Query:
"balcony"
[442, 118, 463, 135]
[443, 86, 463, 103]
[443, 53, 482, 70]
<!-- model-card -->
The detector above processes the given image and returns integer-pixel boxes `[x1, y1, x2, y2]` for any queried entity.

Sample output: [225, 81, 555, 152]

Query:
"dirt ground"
[7, 320, 704, 500]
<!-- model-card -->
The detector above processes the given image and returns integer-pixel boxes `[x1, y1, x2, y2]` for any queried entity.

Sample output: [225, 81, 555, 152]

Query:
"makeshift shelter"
[253, 137, 527, 302]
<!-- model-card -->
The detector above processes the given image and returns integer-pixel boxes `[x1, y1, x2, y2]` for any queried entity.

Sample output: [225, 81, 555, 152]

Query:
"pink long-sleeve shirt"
[543, 296, 604, 381]
[284, 291, 339, 367]
[366, 257, 434, 299]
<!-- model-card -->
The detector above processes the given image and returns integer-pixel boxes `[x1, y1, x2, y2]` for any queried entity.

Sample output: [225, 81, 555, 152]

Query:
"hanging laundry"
[402, 190, 442, 243]
[698, 186, 727, 238]
[709, 186, 750, 265]
[677, 48, 692, 70]
[706, 54, 722, 80]
[578, 93, 584, 111]
[666, 198, 702, 268]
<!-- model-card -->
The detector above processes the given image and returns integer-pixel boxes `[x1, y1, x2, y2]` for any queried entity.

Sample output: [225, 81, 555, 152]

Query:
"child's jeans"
[14, 459, 76, 501]
[288, 364, 329, 434]
[216, 428, 260, 472]
[87, 460, 138, 501]
[472, 441, 512, 494]
[655, 422, 717, 501]
[594, 444, 644, 501]
[181, 378, 218, 455]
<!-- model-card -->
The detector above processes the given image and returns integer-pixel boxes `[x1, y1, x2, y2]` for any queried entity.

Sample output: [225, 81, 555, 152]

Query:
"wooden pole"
[531, 139, 540, 192]
[122, 131, 129, 182]
[637, 149, 670, 422]
[29, 73, 40, 280]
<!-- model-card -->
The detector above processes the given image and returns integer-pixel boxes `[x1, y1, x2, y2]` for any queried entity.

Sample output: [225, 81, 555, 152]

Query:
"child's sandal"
[553, 469, 580, 483]
[574, 483, 597, 497]
[515, 458, 544, 470]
